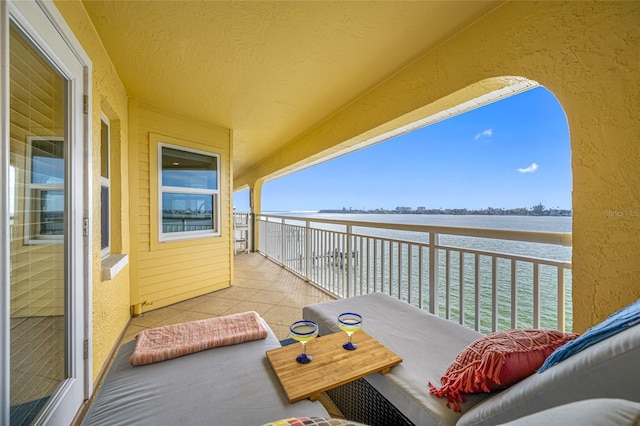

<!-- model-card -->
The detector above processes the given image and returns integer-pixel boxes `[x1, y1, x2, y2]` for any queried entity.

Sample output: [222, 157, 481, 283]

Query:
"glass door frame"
[1, 0, 92, 424]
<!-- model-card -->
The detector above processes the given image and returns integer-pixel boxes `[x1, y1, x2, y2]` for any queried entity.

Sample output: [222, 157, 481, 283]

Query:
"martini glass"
[338, 312, 362, 350]
[290, 320, 318, 364]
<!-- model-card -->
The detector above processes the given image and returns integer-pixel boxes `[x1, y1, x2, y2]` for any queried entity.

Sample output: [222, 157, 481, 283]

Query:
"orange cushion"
[429, 329, 579, 412]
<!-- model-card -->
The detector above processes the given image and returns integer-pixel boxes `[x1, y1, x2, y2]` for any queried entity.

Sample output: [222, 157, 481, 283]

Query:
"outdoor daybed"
[303, 292, 640, 426]
[82, 315, 329, 426]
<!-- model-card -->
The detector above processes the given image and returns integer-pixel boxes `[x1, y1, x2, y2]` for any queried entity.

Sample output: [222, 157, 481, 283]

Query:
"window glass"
[26, 137, 65, 242]
[162, 193, 214, 232]
[36, 190, 65, 236]
[31, 139, 64, 184]
[101, 186, 109, 250]
[100, 117, 110, 254]
[162, 146, 217, 190]
[159, 144, 220, 240]
[101, 120, 109, 179]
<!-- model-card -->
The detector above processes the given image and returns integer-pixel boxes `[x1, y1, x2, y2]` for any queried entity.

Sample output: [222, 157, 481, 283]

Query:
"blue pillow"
[538, 298, 640, 373]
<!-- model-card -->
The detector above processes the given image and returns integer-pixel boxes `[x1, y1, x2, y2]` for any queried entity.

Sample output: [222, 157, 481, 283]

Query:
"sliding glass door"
[2, 1, 89, 424]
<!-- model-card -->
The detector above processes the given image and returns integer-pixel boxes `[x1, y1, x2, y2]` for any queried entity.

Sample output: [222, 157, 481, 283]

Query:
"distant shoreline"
[315, 208, 572, 217]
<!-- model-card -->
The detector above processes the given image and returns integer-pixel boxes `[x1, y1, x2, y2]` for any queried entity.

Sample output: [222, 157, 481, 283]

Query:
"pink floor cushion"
[262, 417, 368, 426]
[429, 329, 579, 412]
[130, 311, 268, 366]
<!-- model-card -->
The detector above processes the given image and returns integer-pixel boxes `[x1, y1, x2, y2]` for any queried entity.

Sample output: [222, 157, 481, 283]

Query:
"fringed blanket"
[130, 311, 269, 366]
[429, 329, 578, 412]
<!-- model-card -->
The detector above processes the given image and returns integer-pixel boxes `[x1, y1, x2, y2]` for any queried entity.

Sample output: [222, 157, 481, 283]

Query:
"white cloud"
[518, 163, 539, 173]
[474, 129, 493, 140]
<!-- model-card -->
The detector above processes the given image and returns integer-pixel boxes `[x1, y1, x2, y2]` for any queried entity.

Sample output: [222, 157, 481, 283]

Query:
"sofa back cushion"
[457, 324, 640, 426]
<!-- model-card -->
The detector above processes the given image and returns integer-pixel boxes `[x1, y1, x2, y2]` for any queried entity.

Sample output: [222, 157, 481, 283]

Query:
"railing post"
[280, 218, 285, 264]
[346, 225, 352, 298]
[557, 267, 566, 332]
[429, 232, 439, 315]
[474, 254, 480, 332]
[263, 217, 267, 254]
[533, 262, 540, 328]
[248, 213, 254, 252]
[305, 220, 311, 281]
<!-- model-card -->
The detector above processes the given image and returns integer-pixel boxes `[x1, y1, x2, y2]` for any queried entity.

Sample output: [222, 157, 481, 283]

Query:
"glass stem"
[301, 342, 307, 356]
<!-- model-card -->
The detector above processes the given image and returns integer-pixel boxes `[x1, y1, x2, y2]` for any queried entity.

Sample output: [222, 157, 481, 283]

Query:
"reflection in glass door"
[8, 24, 67, 424]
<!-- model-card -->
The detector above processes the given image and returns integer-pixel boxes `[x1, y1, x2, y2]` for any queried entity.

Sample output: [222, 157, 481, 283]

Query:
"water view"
[261, 213, 573, 333]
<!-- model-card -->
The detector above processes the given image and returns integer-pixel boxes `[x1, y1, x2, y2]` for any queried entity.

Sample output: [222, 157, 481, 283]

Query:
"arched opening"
[256, 82, 572, 332]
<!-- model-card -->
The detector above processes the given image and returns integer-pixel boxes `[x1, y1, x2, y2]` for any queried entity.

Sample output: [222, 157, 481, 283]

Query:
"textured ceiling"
[82, 1, 503, 178]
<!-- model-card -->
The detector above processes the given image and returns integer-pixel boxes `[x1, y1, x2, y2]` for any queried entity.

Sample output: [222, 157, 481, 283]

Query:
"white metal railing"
[233, 211, 252, 254]
[255, 213, 573, 333]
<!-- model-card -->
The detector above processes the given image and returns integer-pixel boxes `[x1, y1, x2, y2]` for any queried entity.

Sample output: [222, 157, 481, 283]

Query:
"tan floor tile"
[277, 293, 324, 309]
[153, 311, 216, 327]
[317, 293, 337, 303]
[222, 300, 274, 316]
[212, 286, 260, 301]
[129, 307, 184, 328]
[246, 289, 288, 305]
[233, 268, 262, 278]
[262, 305, 304, 327]
[121, 324, 146, 343]
[273, 281, 333, 298]
[233, 278, 274, 290]
[187, 297, 241, 315]
[168, 294, 211, 311]
[269, 323, 292, 341]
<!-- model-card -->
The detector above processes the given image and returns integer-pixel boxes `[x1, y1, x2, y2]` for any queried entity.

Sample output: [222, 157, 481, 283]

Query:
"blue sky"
[234, 86, 572, 212]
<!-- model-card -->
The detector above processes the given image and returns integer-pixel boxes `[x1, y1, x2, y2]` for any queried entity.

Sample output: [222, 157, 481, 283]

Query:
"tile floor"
[121, 252, 338, 344]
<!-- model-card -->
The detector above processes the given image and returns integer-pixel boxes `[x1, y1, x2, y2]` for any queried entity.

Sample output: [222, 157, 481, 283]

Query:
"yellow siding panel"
[138, 253, 229, 280]
[131, 103, 232, 309]
[139, 266, 219, 291]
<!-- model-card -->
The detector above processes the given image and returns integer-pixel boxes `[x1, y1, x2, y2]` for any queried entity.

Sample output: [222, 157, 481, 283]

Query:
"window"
[159, 143, 220, 241]
[25, 136, 65, 244]
[100, 115, 110, 257]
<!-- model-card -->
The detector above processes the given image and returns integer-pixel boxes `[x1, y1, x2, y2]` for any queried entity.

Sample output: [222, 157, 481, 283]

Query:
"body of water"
[279, 212, 571, 262]
[280, 212, 571, 233]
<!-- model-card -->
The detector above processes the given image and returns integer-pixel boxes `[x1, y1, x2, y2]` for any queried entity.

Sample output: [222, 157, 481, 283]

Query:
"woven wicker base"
[318, 392, 345, 419]
[326, 378, 414, 426]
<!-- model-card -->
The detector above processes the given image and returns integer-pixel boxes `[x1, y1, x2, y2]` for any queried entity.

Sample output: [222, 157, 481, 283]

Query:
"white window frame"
[158, 142, 220, 242]
[24, 135, 65, 245]
[100, 113, 110, 258]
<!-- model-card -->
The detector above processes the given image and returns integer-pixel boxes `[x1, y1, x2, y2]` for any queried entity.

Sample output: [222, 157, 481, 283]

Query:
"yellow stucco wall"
[128, 102, 232, 313]
[54, 0, 132, 383]
[236, 1, 640, 332]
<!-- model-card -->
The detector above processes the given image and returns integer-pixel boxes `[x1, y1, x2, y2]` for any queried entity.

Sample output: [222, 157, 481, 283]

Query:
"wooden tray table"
[266, 331, 402, 403]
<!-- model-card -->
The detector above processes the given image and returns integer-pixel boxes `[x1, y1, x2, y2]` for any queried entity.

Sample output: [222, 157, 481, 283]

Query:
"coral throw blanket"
[130, 311, 269, 366]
